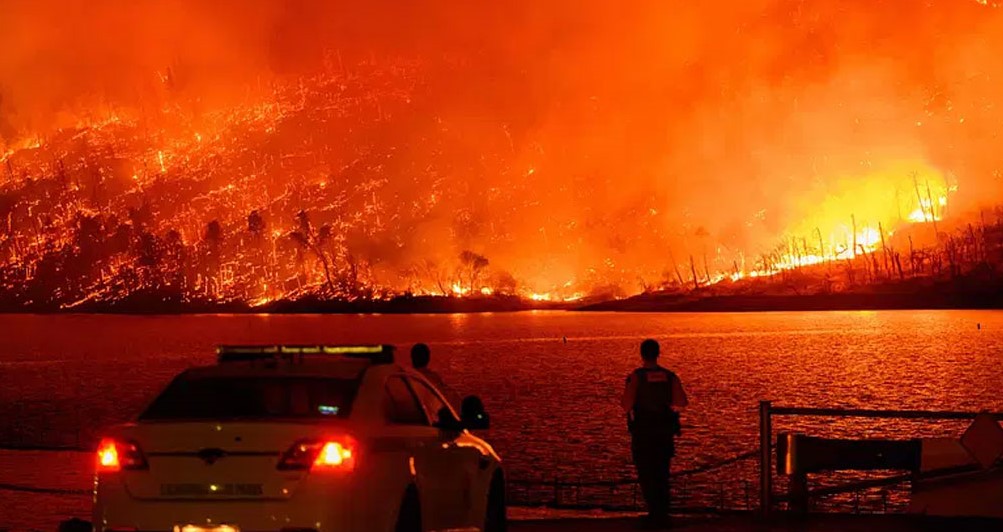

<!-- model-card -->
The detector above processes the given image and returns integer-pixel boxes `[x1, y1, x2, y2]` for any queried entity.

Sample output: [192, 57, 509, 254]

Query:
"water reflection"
[0, 310, 1001, 496]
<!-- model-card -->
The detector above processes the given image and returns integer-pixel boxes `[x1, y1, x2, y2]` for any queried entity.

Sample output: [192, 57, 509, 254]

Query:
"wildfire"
[0, 0, 996, 310]
[717, 163, 957, 279]
[0, 63, 434, 308]
[0, 116, 964, 310]
[907, 196, 949, 223]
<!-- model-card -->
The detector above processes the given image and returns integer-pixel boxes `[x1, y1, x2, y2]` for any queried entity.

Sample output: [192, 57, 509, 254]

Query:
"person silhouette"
[622, 339, 688, 529]
[410, 343, 460, 408]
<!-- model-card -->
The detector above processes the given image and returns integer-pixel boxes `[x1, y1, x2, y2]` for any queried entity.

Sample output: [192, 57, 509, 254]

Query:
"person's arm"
[621, 373, 638, 412]
[671, 374, 688, 408]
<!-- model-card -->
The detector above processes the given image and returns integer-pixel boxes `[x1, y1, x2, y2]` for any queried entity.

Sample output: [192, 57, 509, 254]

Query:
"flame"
[673, 162, 961, 286]
[0, 34, 980, 309]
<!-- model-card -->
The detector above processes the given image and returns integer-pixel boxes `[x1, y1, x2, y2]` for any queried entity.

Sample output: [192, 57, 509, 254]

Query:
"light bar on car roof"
[217, 344, 394, 364]
[322, 345, 385, 354]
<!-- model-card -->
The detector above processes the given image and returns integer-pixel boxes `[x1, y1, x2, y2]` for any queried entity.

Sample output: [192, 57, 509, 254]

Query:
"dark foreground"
[512, 514, 1003, 531]
[35, 513, 1003, 532]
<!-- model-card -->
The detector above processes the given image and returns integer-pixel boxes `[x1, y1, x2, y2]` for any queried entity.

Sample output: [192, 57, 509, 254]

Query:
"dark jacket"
[627, 366, 682, 437]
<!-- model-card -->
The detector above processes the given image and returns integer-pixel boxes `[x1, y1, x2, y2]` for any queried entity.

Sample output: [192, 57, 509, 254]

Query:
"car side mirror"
[460, 395, 490, 430]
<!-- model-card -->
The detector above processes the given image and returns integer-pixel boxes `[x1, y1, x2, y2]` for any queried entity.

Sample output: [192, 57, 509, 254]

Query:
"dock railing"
[506, 450, 759, 512]
[758, 400, 1003, 517]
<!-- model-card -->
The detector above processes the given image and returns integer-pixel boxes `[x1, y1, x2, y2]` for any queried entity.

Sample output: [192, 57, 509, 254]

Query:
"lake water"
[2, 310, 1002, 529]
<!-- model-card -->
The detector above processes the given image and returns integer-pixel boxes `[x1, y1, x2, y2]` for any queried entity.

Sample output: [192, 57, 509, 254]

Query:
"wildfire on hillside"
[1, 1, 1002, 309]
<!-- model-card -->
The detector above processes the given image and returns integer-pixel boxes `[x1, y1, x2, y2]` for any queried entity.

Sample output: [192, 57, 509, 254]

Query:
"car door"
[380, 375, 458, 532]
[407, 376, 481, 529]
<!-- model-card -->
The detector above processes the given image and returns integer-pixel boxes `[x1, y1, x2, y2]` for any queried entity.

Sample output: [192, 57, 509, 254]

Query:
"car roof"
[142, 361, 450, 425]
[179, 358, 378, 380]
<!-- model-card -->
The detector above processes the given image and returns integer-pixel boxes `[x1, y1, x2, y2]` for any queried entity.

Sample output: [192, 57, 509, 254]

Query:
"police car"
[92, 345, 506, 532]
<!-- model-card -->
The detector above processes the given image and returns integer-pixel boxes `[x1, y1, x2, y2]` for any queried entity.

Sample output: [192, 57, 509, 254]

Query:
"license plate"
[174, 526, 239, 532]
[161, 483, 263, 496]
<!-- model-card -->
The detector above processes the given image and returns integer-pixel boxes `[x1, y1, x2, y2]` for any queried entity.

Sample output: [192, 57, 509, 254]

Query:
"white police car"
[92, 345, 505, 532]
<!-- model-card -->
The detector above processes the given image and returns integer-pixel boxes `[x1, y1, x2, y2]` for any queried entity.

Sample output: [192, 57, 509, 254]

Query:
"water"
[2, 310, 1002, 529]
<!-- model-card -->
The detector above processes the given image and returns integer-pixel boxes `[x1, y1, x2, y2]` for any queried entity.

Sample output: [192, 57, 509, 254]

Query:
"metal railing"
[758, 400, 1003, 516]
[506, 449, 758, 512]
[507, 478, 757, 513]
[0, 446, 92, 496]
[0, 482, 89, 496]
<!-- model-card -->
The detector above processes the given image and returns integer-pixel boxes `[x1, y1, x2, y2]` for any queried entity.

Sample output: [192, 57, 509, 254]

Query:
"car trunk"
[115, 421, 337, 500]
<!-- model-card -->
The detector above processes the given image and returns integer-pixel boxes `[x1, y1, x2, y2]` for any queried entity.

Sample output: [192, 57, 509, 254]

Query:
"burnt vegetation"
[595, 209, 1003, 311]
[0, 63, 527, 311]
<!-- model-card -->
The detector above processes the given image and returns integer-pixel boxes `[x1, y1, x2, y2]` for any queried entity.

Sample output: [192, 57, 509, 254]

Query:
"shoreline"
[1, 282, 1002, 315]
[0, 294, 575, 315]
[578, 290, 1003, 313]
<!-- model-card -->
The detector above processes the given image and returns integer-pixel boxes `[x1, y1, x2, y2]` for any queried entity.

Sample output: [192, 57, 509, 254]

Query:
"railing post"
[759, 400, 772, 517]
[789, 471, 808, 514]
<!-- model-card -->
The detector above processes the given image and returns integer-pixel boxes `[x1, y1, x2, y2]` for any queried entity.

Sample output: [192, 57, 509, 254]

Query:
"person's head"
[410, 343, 431, 369]
[640, 339, 660, 362]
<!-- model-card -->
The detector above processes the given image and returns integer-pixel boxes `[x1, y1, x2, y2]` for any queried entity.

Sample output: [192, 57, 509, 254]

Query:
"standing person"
[410, 343, 461, 407]
[622, 339, 688, 529]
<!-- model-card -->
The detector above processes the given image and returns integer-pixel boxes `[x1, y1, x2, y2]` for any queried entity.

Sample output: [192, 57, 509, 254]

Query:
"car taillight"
[278, 437, 356, 472]
[96, 438, 148, 472]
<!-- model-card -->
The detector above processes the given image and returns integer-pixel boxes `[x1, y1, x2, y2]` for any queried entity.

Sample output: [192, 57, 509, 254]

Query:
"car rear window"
[140, 376, 359, 421]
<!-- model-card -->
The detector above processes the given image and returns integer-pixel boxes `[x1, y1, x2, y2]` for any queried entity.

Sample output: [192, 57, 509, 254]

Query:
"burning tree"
[458, 250, 489, 294]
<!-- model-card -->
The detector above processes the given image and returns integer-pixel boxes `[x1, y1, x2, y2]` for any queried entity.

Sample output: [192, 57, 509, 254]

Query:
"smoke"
[2, 0, 1003, 295]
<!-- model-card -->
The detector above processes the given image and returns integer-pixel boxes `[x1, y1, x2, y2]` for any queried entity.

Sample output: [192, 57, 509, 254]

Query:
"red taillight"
[96, 438, 148, 473]
[97, 439, 120, 471]
[314, 441, 355, 469]
[278, 437, 356, 472]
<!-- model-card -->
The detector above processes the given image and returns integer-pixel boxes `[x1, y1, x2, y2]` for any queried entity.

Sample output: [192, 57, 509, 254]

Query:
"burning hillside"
[1, 1, 1003, 310]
